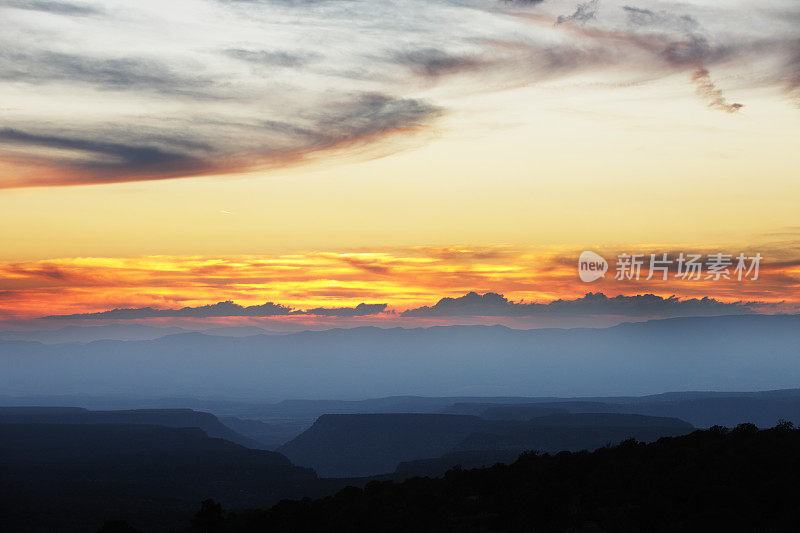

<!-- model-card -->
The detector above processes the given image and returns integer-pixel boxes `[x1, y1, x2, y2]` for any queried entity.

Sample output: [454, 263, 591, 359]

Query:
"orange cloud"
[1, 245, 798, 322]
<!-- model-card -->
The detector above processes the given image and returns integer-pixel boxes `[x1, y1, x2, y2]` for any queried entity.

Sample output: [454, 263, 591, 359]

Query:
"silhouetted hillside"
[0, 324, 187, 344]
[200, 423, 800, 532]
[442, 402, 518, 416]
[394, 450, 525, 478]
[269, 396, 481, 417]
[524, 413, 691, 429]
[623, 396, 800, 428]
[279, 413, 693, 477]
[218, 416, 302, 450]
[446, 394, 800, 429]
[454, 414, 692, 453]
[0, 423, 317, 532]
[0, 407, 259, 448]
[4, 388, 799, 440]
[279, 414, 489, 477]
[479, 402, 618, 419]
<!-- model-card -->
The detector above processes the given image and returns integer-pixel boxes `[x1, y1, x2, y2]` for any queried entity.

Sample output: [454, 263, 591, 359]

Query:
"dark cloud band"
[401, 291, 759, 318]
[41, 301, 388, 319]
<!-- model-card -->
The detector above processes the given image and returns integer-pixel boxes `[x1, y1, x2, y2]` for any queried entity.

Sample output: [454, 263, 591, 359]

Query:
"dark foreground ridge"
[0, 423, 317, 532]
[185, 423, 800, 532]
[279, 413, 693, 477]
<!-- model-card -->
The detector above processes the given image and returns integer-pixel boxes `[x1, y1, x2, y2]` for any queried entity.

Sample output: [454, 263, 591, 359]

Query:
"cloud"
[401, 291, 761, 318]
[618, 5, 743, 111]
[222, 48, 318, 68]
[556, 0, 599, 26]
[314, 93, 440, 144]
[4, 263, 72, 281]
[339, 257, 393, 275]
[2, 246, 798, 322]
[415, 246, 520, 264]
[691, 68, 744, 113]
[0, 50, 213, 96]
[0, 92, 439, 186]
[0, 1, 447, 187]
[0, 128, 212, 183]
[622, 5, 699, 33]
[42, 301, 294, 319]
[0, 0, 101, 16]
[41, 300, 388, 319]
[392, 49, 484, 78]
[785, 45, 800, 105]
[298, 303, 388, 317]
[1, 0, 796, 187]
[38, 291, 763, 321]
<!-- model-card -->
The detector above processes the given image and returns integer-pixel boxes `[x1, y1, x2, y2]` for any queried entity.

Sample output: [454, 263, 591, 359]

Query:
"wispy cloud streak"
[0, 0, 796, 187]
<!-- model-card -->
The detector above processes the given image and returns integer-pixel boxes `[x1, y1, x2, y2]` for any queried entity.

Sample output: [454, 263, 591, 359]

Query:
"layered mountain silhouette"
[4, 316, 800, 530]
[393, 449, 526, 478]
[0, 422, 317, 532]
[0, 407, 261, 448]
[3, 389, 800, 530]
[202, 424, 800, 532]
[217, 416, 303, 450]
[279, 412, 693, 477]
[442, 394, 800, 429]
[3, 315, 799, 399]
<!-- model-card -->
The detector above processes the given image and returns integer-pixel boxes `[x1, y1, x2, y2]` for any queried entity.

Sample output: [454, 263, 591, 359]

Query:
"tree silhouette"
[96, 520, 140, 533]
[191, 499, 225, 532]
[197, 424, 800, 532]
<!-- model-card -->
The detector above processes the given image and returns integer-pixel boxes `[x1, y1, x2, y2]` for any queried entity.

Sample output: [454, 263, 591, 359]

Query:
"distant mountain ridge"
[4, 387, 800, 445]
[0, 324, 283, 344]
[2, 314, 799, 399]
[0, 407, 261, 448]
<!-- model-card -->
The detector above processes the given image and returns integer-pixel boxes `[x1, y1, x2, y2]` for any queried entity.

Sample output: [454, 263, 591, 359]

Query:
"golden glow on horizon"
[1, 245, 797, 321]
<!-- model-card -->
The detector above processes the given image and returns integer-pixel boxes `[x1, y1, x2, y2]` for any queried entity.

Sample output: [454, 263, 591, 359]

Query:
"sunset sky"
[1, 0, 799, 325]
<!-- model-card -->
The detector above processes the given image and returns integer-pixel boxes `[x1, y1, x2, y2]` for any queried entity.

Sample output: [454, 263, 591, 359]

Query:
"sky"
[1, 0, 799, 326]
